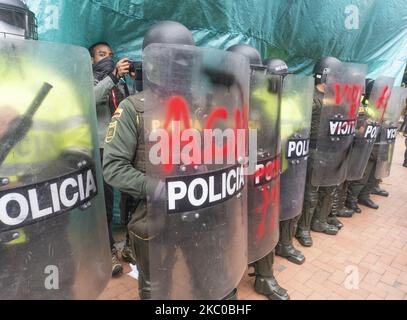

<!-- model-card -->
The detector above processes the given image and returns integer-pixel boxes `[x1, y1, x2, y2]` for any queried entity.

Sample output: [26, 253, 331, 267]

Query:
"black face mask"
[93, 56, 115, 81]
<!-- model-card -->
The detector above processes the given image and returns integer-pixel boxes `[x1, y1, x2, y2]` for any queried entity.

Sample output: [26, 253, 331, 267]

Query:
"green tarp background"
[27, 0, 407, 84]
[25, 0, 407, 223]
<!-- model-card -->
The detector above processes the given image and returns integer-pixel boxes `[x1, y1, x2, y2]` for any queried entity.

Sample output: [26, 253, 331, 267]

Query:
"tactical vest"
[127, 93, 146, 173]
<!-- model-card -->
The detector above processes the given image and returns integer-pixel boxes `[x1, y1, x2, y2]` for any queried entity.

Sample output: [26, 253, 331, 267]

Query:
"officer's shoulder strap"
[126, 92, 145, 114]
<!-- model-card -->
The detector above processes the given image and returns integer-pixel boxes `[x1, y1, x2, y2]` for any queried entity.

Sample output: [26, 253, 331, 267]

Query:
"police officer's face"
[92, 45, 114, 64]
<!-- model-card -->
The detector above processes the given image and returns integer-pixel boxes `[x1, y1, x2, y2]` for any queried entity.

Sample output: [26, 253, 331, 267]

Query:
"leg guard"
[276, 218, 305, 264]
[253, 251, 290, 300]
[296, 177, 318, 247]
[129, 235, 151, 300]
[327, 188, 344, 228]
[359, 162, 377, 200]
[311, 186, 338, 235]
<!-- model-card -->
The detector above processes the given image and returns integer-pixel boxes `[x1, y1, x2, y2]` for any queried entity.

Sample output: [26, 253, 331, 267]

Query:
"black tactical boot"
[276, 218, 305, 264]
[329, 186, 350, 222]
[252, 252, 290, 300]
[138, 275, 152, 300]
[358, 198, 379, 209]
[254, 275, 290, 300]
[295, 228, 313, 247]
[371, 186, 389, 197]
[337, 207, 354, 218]
[296, 201, 316, 247]
[311, 218, 339, 235]
[312, 187, 338, 235]
[132, 235, 152, 300]
[327, 214, 343, 229]
[275, 243, 305, 264]
[345, 200, 361, 213]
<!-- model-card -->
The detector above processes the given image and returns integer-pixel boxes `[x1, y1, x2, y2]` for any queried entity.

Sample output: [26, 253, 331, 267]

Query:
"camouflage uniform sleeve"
[102, 99, 146, 199]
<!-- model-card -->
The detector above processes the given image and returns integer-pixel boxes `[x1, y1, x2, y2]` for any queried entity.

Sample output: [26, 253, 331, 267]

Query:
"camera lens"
[129, 61, 136, 73]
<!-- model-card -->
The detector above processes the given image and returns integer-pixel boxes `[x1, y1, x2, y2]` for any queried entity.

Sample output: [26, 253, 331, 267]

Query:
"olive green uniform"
[103, 92, 239, 300]
[102, 92, 150, 299]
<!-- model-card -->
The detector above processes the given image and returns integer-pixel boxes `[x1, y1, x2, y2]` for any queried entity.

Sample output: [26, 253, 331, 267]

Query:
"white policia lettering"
[287, 139, 310, 159]
[254, 158, 279, 186]
[167, 166, 244, 212]
[0, 169, 97, 228]
[364, 124, 379, 139]
[329, 120, 356, 136]
[386, 128, 397, 141]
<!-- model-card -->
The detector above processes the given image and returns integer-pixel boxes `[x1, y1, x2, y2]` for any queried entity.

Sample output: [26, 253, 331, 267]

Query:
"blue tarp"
[27, 0, 407, 84]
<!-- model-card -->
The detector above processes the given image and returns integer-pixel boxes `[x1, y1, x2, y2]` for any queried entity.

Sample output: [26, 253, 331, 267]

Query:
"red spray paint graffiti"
[334, 83, 363, 118]
[160, 95, 247, 172]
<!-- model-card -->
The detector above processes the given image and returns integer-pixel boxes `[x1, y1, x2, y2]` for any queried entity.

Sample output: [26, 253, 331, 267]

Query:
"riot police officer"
[296, 57, 343, 246]
[346, 79, 380, 211]
[104, 21, 243, 300]
[226, 45, 289, 300]
[265, 58, 314, 265]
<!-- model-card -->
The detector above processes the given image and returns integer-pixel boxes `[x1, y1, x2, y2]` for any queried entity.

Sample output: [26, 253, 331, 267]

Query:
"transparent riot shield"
[347, 77, 395, 180]
[0, 39, 111, 299]
[311, 63, 367, 187]
[279, 75, 314, 221]
[143, 44, 249, 300]
[247, 68, 281, 263]
[375, 87, 407, 179]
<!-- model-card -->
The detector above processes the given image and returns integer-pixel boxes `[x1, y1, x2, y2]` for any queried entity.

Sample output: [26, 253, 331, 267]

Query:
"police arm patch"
[112, 108, 123, 119]
[105, 121, 117, 143]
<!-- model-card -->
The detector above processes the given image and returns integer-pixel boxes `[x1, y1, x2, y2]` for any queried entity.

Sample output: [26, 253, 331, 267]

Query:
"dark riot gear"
[142, 20, 195, 49]
[0, 0, 37, 39]
[363, 78, 375, 102]
[226, 44, 263, 67]
[313, 56, 342, 85]
[264, 58, 288, 76]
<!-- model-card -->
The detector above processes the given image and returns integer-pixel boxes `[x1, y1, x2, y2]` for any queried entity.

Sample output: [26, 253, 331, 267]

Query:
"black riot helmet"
[0, 0, 37, 39]
[313, 56, 342, 85]
[142, 20, 195, 50]
[264, 58, 288, 76]
[226, 44, 263, 68]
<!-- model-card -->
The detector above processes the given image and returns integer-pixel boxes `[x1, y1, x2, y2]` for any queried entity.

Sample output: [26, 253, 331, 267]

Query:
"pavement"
[98, 135, 407, 300]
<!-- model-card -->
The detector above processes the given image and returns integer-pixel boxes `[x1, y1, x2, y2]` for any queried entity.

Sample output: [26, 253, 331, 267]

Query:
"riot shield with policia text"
[0, 39, 110, 299]
[143, 44, 249, 300]
[279, 74, 314, 221]
[311, 62, 367, 187]
[247, 66, 281, 263]
[375, 87, 407, 179]
[347, 76, 395, 181]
